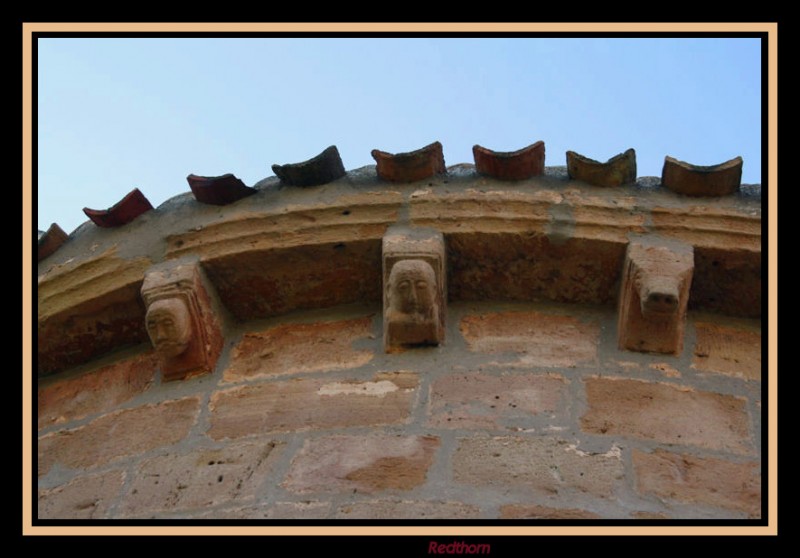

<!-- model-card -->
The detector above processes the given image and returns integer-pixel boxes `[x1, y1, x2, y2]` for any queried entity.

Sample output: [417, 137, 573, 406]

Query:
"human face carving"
[388, 260, 436, 317]
[145, 298, 192, 358]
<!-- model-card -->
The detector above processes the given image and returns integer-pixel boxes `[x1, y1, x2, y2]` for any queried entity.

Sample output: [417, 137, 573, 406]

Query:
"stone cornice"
[37, 166, 761, 377]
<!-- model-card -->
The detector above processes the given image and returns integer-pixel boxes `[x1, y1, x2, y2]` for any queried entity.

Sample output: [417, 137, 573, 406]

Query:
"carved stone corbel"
[141, 259, 224, 381]
[382, 227, 446, 352]
[618, 237, 694, 355]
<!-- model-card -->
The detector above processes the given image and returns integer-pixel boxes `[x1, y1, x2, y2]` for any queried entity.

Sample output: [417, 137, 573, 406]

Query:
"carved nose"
[154, 324, 169, 342]
[641, 288, 679, 317]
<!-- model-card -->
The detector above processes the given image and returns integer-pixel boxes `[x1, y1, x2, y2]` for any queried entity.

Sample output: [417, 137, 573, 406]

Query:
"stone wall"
[38, 301, 761, 519]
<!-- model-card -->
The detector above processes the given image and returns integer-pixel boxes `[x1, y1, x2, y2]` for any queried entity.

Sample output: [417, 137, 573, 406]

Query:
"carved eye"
[416, 281, 427, 289]
[162, 319, 174, 327]
[397, 280, 410, 291]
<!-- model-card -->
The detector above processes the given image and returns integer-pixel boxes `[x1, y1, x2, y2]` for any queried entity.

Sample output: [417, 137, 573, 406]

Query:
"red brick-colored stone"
[692, 321, 761, 381]
[446, 234, 627, 307]
[453, 437, 623, 497]
[336, 500, 480, 519]
[118, 439, 284, 516]
[38, 351, 159, 430]
[459, 310, 599, 367]
[581, 378, 752, 453]
[209, 372, 418, 439]
[224, 316, 375, 382]
[633, 449, 761, 517]
[500, 504, 601, 519]
[38, 397, 200, 475]
[428, 372, 567, 429]
[38, 470, 125, 519]
[283, 435, 439, 494]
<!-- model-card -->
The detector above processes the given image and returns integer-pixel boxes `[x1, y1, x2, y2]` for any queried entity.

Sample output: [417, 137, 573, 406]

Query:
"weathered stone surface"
[38, 470, 125, 519]
[473, 141, 545, 181]
[409, 189, 558, 235]
[272, 145, 346, 187]
[567, 148, 637, 187]
[336, 500, 480, 519]
[453, 437, 623, 497]
[223, 316, 374, 382]
[648, 362, 682, 378]
[581, 378, 752, 453]
[661, 156, 743, 197]
[650, 205, 761, 253]
[38, 397, 200, 475]
[692, 321, 761, 381]
[447, 234, 627, 306]
[499, 504, 601, 519]
[209, 372, 418, 439]
[428, 372, 567, 429]
[202, 240, 384, 321]
[689, 247, 761, 318]
[459, 310, 599, 367]
[633, 449, 761, 517]
[383, 228, 446, 351]
[186, 173, 255, 205]
[371, 142, 446, 182]
[83, 188, 153, 228]
[38, 351, 159, 430]
[38, 222, 69, 262]
[141, 260, 224, 381]
[284, 435, 439, 494]
[118, 439, 284, 516]
[37, 247, 153, 377]
[617, 238, 694, 355]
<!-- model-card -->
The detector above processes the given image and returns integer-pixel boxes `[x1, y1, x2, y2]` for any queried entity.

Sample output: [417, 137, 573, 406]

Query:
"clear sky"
[37, 37, 762, 235]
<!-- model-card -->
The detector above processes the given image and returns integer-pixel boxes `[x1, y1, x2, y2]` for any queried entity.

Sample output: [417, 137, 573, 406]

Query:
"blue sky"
[37, 37, 762, 235]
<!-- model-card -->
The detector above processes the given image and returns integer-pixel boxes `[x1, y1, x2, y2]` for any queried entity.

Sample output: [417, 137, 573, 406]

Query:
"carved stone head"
[387, 259, 437, 320]
[145, 298, 193, 358]
[140, 260, 224, 381]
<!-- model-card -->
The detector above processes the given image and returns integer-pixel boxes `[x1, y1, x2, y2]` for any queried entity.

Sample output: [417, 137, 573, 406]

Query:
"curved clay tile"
[272, 145, 346, 187]
[371, 142, 446, 183]
[661, 156, 743, 197]
[566, 148, 637, 187]
[187, 173, 256, 205]
[83, 188, 153, 228]
[472, 141, 545, 181]
[38, 223, 68, 262]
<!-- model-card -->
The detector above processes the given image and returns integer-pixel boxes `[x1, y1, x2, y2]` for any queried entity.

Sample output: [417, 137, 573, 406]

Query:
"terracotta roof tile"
[567, 148, 637, 187]
[472, 141, 545, 181]
[272, 145, 346, 187]
[187, 173, 256, 205]
[83, 188, 153, 228]
[371, 142, 445, 182]
[661, 156, 743, 197]
[37, 223, 69, 262]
